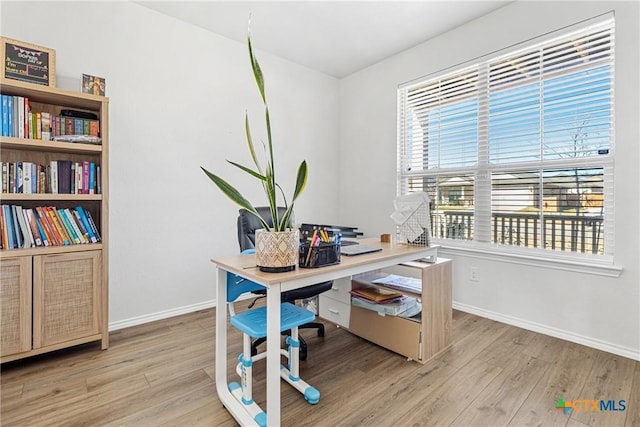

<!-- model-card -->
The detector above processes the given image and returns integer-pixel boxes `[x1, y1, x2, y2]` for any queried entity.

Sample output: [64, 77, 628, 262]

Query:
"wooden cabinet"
[0, 79, 109, 363]
[0, 257, 31, 357]
[321, 258, 452, 364]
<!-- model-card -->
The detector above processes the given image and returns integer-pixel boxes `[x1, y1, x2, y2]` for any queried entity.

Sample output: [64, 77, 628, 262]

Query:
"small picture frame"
[81, 73, 106, 96]
[1, 36, 56, 87]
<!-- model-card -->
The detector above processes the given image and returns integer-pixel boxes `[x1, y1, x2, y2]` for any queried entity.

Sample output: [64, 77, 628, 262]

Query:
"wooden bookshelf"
[0, 78, 109, 363]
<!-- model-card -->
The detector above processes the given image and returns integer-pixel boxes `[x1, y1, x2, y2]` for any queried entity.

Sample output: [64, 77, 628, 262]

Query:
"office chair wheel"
[317, 325, 325, 337]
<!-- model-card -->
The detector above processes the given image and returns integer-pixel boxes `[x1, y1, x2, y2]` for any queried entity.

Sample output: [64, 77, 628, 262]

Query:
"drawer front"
[349, 305, 421, 361]
[319, 297, 350, 328]
[322, 277, 351, 304]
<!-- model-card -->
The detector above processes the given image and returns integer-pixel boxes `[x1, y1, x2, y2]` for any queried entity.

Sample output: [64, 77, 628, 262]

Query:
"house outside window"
[397, 17, 614, 258]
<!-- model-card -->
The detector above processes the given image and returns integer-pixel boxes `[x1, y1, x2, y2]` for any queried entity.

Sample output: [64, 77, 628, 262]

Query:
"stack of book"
[0, 95, 100, 141]
[1, 160, 100, 194]
[0, 204, 101, 249]
[350, 285, 418, 316]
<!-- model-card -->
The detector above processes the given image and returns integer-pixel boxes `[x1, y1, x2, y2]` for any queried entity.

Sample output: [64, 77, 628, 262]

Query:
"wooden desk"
[212, 239, 439, 426]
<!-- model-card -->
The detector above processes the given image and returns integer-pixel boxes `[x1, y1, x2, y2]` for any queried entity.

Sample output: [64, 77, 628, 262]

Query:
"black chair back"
[237, 207, 291, 252]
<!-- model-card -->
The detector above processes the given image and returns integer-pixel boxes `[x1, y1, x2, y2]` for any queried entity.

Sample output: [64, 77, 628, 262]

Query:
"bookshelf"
[0, 78, 109, 363]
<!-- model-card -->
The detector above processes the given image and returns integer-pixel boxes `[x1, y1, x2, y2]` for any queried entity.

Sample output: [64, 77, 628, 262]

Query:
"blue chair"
[226, 268, 320, 426]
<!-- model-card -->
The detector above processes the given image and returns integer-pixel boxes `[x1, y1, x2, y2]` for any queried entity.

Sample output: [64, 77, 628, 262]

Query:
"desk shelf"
[321, 257, 452, 364]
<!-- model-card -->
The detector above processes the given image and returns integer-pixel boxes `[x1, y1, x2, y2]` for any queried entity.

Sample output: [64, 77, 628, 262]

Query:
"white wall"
[339, 1, 639, 359]
[1, 1, 341, 326]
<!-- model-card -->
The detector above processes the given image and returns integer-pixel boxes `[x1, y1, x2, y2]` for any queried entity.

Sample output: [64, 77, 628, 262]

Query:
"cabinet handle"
[329, 309, 339, 314]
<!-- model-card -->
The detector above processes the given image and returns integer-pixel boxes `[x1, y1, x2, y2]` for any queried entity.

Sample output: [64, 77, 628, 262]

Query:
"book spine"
[75, 206, 97, 243]
[46, 207, 71, 245]
[59, 160, 72, 194]
[41, 112, 51, 141]
[7, 96, 13, 137]
[89, 162, 96, 194]
[10, 205, 23, 248]
[22, 163, 31, 194]
[24, 209, 43, 247]
[1, 95, 8, 137]
[15, 162, 23, 194]
[1, 162, 7, 193]
[82, 161, 89, 194]
[65, 208, 86, 244]
[11, 96, 17, 137]
[96, 165, 101, 194]
[36, 112, 42, 140]
[32, 209, 50, 246]
[89, 120, 99, 136]
[2, 205, 16, 248]
[57, 209, 80, 244]
[70, 208, 90, 243]
[49, 160, 58, 194]
[36, 206, 60, 246]
[32, 163, 38, 194]
[64, 116, 74, 135]
[74, 118, 83, 135]
[23, 98, 29, 138]
[17, 97, 24, 139]
[15, 206, 33, 248]
[81, 206, 101, 242]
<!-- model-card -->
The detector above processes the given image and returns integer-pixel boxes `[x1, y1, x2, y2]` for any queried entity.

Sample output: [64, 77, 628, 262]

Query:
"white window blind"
[398, 17, 614, 257]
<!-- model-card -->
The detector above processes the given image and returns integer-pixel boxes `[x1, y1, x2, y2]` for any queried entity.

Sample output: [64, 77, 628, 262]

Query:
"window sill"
[436, 241, 623, 278]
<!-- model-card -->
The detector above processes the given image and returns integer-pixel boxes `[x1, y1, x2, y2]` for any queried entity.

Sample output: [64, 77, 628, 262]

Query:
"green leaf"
[248, 33, 266, 104]
[245, 113, 262, 174]
[291, 160, 308, 202]
[200, 166, 270, 230]
[227, 160, 266, 181]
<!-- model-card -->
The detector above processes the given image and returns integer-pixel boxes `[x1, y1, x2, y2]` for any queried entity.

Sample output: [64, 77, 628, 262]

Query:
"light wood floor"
[1, 305, 638, 426]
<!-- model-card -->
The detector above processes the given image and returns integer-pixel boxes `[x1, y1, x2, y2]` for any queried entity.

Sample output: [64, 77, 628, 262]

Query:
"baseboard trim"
[453, 301, 640, 361]
[109, 300, 218, 331]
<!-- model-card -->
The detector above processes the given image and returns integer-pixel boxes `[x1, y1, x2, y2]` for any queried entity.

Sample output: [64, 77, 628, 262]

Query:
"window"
[397, 17, 614, 258]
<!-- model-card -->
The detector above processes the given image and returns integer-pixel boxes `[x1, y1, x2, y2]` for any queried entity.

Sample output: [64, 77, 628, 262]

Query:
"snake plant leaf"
[227, 160, 266, 181]
[245, 113, 262, 174]
[200, 166, 270, 230]
[248, 34, 266, 104]
[291, 160, 308, 202]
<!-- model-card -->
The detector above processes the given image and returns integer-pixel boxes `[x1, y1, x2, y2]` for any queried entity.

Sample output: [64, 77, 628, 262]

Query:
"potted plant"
[201, 27, 308, 272]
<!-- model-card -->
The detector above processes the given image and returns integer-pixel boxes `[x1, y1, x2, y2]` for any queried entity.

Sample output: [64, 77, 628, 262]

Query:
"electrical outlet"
[469, 266, 479, 282]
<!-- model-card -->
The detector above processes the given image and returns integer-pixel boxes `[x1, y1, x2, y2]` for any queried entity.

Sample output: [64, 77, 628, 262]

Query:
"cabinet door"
[0, 257, 32, 357]
[33, 251, 101, 349]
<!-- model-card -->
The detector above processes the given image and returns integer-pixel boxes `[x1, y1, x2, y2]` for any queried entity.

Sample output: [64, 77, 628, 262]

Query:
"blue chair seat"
[230, 302, 315, 339]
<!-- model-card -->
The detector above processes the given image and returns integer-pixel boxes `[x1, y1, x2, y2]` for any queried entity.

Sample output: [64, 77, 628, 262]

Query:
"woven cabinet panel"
[34, 252, 101, 348]
[0, 258, 32, 357]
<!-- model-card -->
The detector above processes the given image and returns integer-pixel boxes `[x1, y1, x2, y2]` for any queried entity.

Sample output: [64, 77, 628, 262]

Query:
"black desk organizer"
[299, 241, 341, 268]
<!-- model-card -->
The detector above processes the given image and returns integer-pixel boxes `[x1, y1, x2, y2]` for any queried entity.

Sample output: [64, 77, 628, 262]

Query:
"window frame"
[397, 14, 618, 273]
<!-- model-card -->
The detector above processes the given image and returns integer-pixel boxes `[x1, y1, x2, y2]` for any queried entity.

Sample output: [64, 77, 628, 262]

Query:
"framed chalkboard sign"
[1, 37, 56, 87]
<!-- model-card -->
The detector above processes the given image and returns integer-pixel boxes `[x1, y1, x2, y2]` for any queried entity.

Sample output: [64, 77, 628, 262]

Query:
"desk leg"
[266, 282, 281, 426]
[215, 267, 258, 426]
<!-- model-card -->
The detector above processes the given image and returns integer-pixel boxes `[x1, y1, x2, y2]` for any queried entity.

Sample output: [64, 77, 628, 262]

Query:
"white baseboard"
[109, 298, 639, 362]
[109, 300, 218, 331]
[453, 301, 640, 362]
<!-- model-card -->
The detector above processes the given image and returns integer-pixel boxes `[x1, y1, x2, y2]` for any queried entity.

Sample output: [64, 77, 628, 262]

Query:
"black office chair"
[237, 207, 333, 360]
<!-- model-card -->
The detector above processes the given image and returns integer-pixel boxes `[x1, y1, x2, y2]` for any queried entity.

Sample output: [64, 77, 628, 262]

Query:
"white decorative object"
[255, 228, 299, 272]
[391, 192, 431, 246]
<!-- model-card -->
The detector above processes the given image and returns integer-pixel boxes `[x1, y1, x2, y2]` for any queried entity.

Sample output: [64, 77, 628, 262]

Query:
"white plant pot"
[255, 228, 299, 272]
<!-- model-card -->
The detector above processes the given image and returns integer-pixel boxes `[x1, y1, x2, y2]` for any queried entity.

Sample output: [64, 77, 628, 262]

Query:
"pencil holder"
[299, 242, 341, 268]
